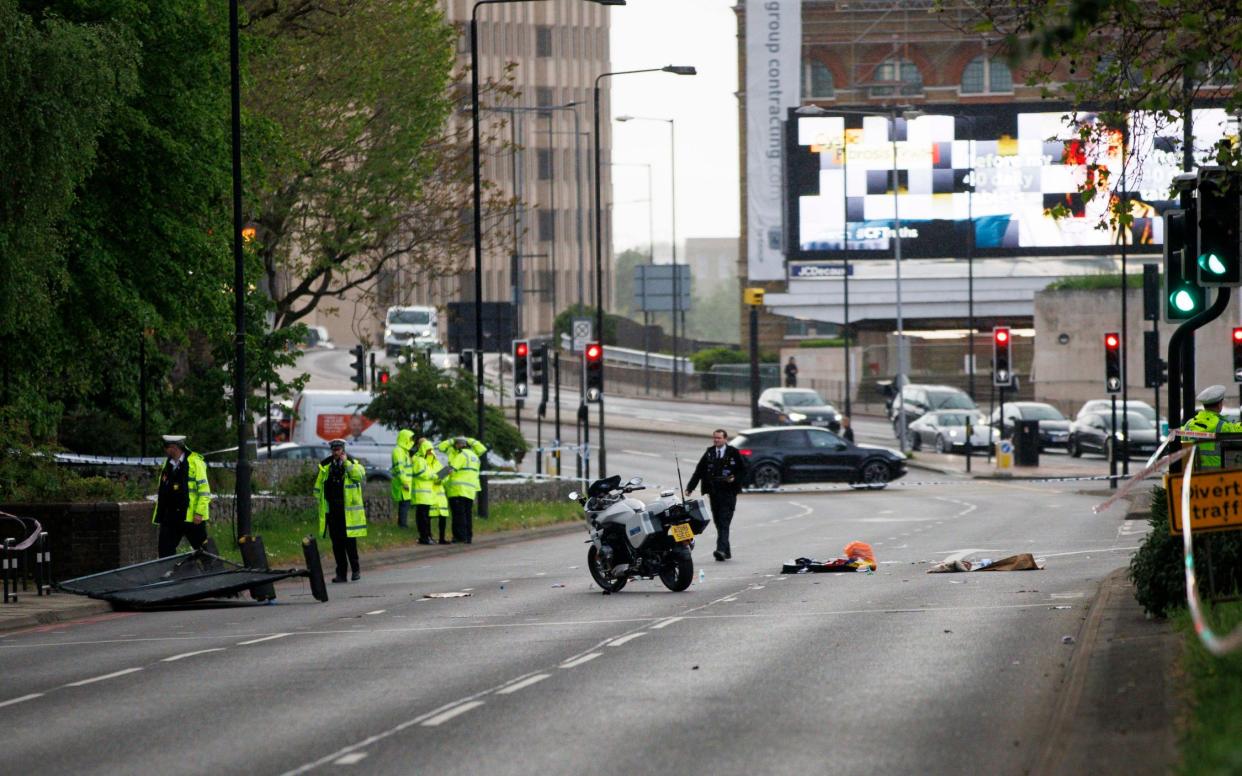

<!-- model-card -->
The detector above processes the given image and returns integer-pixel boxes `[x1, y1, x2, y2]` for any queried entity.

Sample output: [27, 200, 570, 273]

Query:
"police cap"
[1198, 384, 1227, 405]
[329, 438, 346, 450]
[161, 435, 187, 448]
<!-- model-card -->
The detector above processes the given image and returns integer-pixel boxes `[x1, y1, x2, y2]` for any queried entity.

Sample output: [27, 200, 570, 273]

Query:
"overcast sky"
[609, 0, 739, 257]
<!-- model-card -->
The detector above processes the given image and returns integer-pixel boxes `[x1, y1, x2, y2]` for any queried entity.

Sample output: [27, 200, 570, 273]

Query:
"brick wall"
[0, 501, 156, 581]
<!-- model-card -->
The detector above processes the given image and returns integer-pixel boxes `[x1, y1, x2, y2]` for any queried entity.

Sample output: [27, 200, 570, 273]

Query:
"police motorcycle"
[568, 475, 712, 593]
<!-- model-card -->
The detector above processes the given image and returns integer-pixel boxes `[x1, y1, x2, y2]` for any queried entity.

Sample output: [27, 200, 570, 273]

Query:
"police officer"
[1182, 385, 1242, 469]
[425, 439, 453, 544]
[152, 435, 212, 557]
[412, 437, 440, 544]
[314, 439, 368, 582]
[391, 429, 417, 528]
[685, 428, 748, 561]
[437, 436, 487, 543]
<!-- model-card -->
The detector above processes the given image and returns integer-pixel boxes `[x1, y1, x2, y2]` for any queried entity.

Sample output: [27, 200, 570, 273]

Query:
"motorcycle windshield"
[588, 475, 622, 497]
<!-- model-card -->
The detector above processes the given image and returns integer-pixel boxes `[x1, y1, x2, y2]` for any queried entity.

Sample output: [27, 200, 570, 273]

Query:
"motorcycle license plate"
[668, 523, 694, 543]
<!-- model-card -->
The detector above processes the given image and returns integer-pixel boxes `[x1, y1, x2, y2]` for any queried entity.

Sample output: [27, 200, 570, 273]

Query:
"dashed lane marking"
[334, 753, 368, 766]
[419, 701, 486, 727]
[495, 674, 550, 695]
[650, 617, 683, 630]
[65, 667, 143, 687]
[162, 648, 227, 662]
[608, 633, 646, 647]
[238, 633, 290, 646]
[0, 693, 42, 708]
[560, 652, 601, 669]
[366, 610, 386, 616]
[622, 449, 662, 458]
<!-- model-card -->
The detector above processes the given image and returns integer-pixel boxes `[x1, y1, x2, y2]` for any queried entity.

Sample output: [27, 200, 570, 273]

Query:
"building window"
[537, 148, 553, 180]
[960, 55, 1013, 94]
[802, 59, 835, 99]
[536, 86, 554, 108]
[869, 58, 923, 97]
[538, 209, 556, 242]
[536, 25, 552, 58]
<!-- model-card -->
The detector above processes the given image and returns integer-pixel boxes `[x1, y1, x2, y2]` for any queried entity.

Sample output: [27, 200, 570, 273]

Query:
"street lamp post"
[592, 65, 695, 478]
[228, 0, 251, 539]
[470, 0, 624, 442]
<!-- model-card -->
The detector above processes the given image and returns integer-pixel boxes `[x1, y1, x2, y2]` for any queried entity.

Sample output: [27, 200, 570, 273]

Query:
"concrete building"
[683, 237, 738, 298]
[308, 1, 615, 349]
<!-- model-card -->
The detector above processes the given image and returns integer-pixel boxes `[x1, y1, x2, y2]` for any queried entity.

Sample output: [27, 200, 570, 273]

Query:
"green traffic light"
[1171, 287, 1198, 313]
[1198, 252, 1228, 276]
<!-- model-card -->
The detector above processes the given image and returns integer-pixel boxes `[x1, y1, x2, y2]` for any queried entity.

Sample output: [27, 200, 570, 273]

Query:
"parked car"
[205, 442, 392, 482]
[989, 402, 1072, 451]
[756, 388, 841, 431]
[906, 410, 995, 453]
[1075, 399, 1160, 425]
[889, 384, 976, 437]
[731, 426, 906, 489]
[302, 325, 334, 350]
[1068, 411, 1163, 459]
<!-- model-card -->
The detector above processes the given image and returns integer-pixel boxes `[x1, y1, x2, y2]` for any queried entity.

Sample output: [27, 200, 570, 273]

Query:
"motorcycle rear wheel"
[587, 545, 627, 593]
[658, 548, 694, 592]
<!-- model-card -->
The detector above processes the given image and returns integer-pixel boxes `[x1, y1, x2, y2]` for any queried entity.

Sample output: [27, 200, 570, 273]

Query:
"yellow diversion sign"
[1165, 468, 1242, 535]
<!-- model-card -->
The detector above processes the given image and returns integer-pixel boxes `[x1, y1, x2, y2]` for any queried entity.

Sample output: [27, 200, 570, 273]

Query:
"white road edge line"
[0, 693, 43, 708]
[333, 753, 368, 766]
[238, 633, 290, 646]
[650, 617, 683, 630]
[495, 673, 550, 695]
[608, 633, 646, 647]
[560, 652, 601, 669]
[65, 667, 143, 687]
[366, 610, 386, 616]
[162, 648, 227, 662]
[420, 700, 485, 727]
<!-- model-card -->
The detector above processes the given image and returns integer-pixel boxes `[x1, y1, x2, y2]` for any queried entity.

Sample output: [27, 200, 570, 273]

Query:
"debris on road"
[927, 553, 1045, 574]
[782, 542, 878, 574]
[1061, 635, 1076, 644]
[550, 583, 566, 588]
[423, 591, 472, 599]
[1051, 605, 1073, 610]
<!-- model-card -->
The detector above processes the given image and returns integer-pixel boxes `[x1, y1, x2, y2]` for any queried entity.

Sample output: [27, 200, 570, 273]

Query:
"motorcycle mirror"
[628, 476, 643, 487]
[567, 491, 580, 501]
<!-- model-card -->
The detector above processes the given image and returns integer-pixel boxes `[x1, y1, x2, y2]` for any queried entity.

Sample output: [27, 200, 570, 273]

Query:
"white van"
[384, 305, 438, 357]
[289, 390, 396, 470]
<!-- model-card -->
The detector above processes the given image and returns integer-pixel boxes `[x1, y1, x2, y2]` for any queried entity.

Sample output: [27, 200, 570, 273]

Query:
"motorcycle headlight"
[788, 412, 807, 422]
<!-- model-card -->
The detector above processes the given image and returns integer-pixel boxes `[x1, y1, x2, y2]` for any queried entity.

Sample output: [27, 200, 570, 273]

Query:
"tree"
[612, 247, 648, 319]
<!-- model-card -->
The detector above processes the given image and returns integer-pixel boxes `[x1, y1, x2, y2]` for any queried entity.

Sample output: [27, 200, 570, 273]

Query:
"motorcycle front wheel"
[658, 547, 694, 592]
[587, 545, 627, 593]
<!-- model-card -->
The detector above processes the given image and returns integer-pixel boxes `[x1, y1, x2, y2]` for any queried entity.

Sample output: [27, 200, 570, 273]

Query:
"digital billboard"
[784, 104, 1240, 261]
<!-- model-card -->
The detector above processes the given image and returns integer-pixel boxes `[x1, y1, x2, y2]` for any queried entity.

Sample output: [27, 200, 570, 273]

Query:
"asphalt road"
[3, 430, 1144, 775]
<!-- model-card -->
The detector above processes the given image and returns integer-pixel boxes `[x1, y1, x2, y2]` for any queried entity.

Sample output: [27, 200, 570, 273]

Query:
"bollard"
[35, 532, 48, 595]
[41, 532, 53, 593]
[3, 538, 14, 604]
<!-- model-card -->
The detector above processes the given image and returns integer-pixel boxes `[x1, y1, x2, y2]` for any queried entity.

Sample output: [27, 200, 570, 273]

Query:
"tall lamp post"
[592, 65, 695, 478]
[470, 0, 624, 441]
[228, 0, 251, 539]
[615, 114, 681, 395]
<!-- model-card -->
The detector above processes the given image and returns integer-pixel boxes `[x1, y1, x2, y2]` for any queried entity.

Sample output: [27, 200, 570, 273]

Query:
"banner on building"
[744, 0, 801, 281]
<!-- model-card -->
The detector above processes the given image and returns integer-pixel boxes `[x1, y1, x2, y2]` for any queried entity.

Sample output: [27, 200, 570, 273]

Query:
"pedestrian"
[1181, 385, 1242, 468]
[152, 435, 212, 557]
[784, 356, 799, 387]
[412, 437, 438, 544]
[840, 415, 855, 443]
[437, 436, 488, 543]
[390, 428, 416, 529]
[685, 428, 748, 562]
[314, 439, 367, 582]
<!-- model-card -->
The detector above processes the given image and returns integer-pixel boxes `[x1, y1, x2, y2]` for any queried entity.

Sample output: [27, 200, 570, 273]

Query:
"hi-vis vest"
[151, 452, 211, 524]
[438, 438, 487, 501]
[1182, 410, 1242, 469]
[314, 457, 368, 538]
[391, 429, 421, 503]
[413, 439, 439, 508]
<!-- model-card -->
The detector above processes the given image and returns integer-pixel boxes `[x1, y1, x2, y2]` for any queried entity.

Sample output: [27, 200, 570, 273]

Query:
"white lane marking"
[1038, 546, 1139, 559]
[650, 617, 683, 630]
[366, 610, 386, 616]
[721, 597, 738, 603]
[498, 579, 511, 584]
[420, 700, 485, 727]
[622, 449, 661, 458]
[560, 652, 602, 669]
[238, 633, 290, 646]
[751, 585, 765, 591]
[162, 648, 227, 662]
[0, 693, 42, 708]
[334, 753, 368, 765]
[1050, 592, 1085, 599]
[496, 674, 550, 695]
[608, 633, 646, 647]
[787, 501, 814, 518]
[65, 667, 143, 686]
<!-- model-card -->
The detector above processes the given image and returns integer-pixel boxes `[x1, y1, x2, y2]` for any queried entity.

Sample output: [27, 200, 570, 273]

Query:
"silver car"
[906, 410, 996, 454]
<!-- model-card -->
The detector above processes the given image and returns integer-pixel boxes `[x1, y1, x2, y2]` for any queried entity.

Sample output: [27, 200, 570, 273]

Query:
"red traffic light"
[1105, 333, 1120, 350]
[378, 370, 390, 385]
[1232, 328, 1242, 342]
[586, 344, 602, 361]
[994, 329, 1009, 344]
[516, 342, 529, 357]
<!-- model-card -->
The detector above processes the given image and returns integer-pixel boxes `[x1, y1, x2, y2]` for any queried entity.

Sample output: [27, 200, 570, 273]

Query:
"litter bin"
[1013, 419, 1040, 467]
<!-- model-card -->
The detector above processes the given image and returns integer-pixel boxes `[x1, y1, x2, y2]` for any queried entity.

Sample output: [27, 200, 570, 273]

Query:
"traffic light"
[377, 368, 390, 386]
[349, 345, 366, 388]
[460, 348, 475, 376]
[991, 327, 1012, 388]
[1164, 208, 1206, 321]
[530, 344, 546, 386]
[512, 339, 529, 398]
[584, 342, 603, 402]
[1196, 168, 1241, 286]
[1104, 332, 1121, 393]
[1233, 328, 1242, 383]
[1144, 330, 1166, 388]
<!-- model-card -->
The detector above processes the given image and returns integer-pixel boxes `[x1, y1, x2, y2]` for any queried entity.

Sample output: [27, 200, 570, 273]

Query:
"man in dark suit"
[685, 428, 748, 561]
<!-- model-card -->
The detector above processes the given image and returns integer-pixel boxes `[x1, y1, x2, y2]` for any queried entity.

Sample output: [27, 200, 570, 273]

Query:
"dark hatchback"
[731, 427, 907, 490]
[1068, 411, 1163, 459]
[756, 388, 841, 432]
[990, 402, 1072, 451]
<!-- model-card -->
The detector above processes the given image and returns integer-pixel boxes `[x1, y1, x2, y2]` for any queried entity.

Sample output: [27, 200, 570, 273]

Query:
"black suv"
[888, 384, 976, 438]
[731, 427, 906, 489]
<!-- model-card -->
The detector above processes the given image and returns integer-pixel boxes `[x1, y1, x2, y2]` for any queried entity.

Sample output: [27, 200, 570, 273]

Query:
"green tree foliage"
[364, 363, 527, 463]
[685, 281, 741, 345]
[612, 248, 648, 318]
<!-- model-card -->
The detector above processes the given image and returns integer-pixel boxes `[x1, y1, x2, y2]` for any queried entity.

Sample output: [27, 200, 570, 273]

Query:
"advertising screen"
[784, 105, 1240, 261]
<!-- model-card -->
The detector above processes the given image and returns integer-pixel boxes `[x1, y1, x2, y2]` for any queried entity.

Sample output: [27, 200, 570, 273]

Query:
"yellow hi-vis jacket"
[1182, 410, 1242, 469]
[151, 451, 211, 524]
[391, 429, 423, 503]
[437, 438, 487, 501]
[422, 441, 450, 517]
[314, 456, 368, 539]
[412, 438, 439, 508]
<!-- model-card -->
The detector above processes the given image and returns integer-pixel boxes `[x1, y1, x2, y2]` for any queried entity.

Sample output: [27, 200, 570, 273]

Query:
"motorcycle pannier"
[685, 498, 712, 534]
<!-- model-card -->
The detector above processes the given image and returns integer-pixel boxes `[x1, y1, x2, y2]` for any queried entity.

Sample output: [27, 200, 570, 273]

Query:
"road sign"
[996, 440, 1013, 470]
[572, 318, 593, 353]
[633, 265, 692, 313]
[1166, 468, 1242, 535]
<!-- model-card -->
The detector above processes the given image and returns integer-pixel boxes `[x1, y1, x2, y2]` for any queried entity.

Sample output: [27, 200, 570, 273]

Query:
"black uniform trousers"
[157, 519, 208, 558]
[708, 490, 737, 558]
[397, 500, 410, 528]
[325, 505, 360, 577]
[415, 504, 432, 543]
[449, 496, 473, 543]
